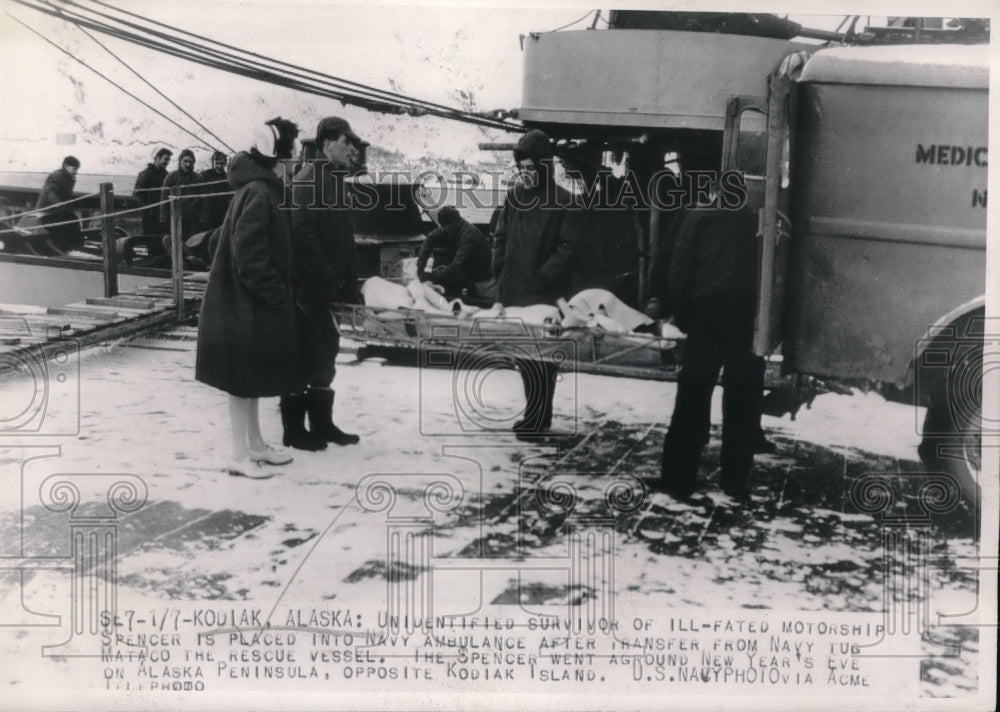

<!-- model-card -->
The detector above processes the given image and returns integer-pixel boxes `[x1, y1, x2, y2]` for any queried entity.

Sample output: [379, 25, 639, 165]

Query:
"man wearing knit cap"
[160, 148, 205, 260]
[281, 115, 365, 449]
[200, 150, 231, 231]
[494, 128, 581, 440]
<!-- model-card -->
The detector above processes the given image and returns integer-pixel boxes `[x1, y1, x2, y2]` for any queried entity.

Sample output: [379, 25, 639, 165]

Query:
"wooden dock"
[0, 274, 207, 373]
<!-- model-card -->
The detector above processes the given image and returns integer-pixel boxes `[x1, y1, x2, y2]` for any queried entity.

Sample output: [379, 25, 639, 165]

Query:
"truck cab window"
[736, 109, 767, 179]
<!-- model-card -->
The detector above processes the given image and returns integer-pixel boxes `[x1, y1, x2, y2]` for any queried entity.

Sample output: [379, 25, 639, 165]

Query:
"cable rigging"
[12, 0, 524, 133]
[4, 11, 221, 152]
[67, 17, 235, 152]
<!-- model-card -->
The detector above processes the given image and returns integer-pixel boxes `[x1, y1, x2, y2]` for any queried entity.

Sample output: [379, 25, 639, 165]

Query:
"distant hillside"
[1, 6, 525, 177]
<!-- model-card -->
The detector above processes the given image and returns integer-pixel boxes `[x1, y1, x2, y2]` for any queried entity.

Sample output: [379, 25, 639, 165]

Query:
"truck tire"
[918, 313, 983, 508]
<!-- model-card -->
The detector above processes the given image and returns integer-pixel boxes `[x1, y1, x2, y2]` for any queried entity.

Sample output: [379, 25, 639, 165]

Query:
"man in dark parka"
[655, 195, 764, 500]
[36, 155, 83, 251]
[560, 146, 642, 304]
[160, 149, 204, 263]
[417, 206, 491, 299]
[494, 129, 580, 439]
[281, 116, 364, 449]
[134, 148, 172, 239]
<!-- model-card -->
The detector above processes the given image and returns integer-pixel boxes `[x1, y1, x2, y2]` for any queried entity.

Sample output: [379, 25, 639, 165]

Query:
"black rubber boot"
[280, 394, 327, 451]
[541, 364, 558, 430]
[719, 459, 751, 500]
[514, 361, 552, 440]
[657, 436, 699, 500]
[307, 388, 360, 446]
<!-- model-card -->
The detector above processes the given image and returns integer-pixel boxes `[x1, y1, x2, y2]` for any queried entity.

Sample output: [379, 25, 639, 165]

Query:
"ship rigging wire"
[12, 0, 524, 133]
[69, 19, 235, 152]
[4, 11, 221, 153]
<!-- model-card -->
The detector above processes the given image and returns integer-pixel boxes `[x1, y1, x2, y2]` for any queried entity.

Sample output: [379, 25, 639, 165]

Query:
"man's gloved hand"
[644, 297, 663, 320]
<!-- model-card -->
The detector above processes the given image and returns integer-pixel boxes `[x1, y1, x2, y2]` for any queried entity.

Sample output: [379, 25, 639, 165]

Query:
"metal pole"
[170, 185, 185, 320]
[477, 142, 519, 151]
[634, 212, 648, 305]
[646, 204, 662, 305]
[99, 182, 118, 298]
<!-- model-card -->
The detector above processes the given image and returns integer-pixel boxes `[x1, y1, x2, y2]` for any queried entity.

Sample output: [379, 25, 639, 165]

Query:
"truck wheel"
[919, 316, 983, 508]
[946, 403, 981, 495]
[942, 344, 983, 508]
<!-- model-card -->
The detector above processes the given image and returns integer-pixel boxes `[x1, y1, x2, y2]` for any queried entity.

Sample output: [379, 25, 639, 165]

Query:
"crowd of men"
[132, 147, 233, 266]
[134, 148, 233, 233]
[36, 120, 770, 499]
[410, 127, 770, 500]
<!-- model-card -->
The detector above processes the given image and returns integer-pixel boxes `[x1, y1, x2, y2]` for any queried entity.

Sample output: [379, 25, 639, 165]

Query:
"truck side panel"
[784, 82, 987, 385]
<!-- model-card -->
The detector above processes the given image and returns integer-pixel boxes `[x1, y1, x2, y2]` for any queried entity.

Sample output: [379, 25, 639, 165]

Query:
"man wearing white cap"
[196, 117, 307, 478]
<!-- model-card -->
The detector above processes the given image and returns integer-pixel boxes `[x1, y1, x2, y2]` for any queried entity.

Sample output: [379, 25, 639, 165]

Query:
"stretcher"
[332, 303, 789, 386]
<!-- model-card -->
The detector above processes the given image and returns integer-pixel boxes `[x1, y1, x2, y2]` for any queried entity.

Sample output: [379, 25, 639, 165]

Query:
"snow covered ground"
[0, 328, 986, 705]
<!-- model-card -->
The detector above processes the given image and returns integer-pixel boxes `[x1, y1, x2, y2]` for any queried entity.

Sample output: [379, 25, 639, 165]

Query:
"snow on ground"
[0, 331, 985, 699]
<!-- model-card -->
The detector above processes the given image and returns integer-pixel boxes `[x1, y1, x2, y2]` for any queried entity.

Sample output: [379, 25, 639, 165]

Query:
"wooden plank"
[86, 297, 157, 310]
[47, 306, 122, 320]
[69, 302, 154, 317]
[134, 287, 178, 296]
[117, 293, 174, 306]
[4, 314, 78, 331]
[0, 273, 206, 375]
[1, 309, 190, 373]
[22, 312, 101, 326]
[0, 303, 49, 316]
[18, 321, 87, 338]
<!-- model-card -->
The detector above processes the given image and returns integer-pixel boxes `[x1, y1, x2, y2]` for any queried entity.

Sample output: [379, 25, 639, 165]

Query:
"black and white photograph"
[0, 1, 996, 709]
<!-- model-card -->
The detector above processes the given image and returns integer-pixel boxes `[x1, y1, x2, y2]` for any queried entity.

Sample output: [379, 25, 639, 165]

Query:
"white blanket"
[362, 277, 480, 316]
[561, 289, 654, 333]
[361, 281, 655, 334]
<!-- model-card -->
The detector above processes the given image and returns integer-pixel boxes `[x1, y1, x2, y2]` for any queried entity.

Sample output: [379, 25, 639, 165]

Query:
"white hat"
[250, 124, 281, 159]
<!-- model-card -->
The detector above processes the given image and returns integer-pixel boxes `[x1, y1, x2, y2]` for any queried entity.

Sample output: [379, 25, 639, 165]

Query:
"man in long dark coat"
[134, 148, 172, 238]
[281, 116, 364, 449]
[494, 129, 580, 439]
[655, 192, 764, 500]
[560, 146, 642, 304]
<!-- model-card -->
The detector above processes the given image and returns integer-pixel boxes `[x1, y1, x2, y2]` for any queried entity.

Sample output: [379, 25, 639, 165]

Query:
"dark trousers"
[662, 323, 762, 490]
[141, 208, 165, 237]
[514, 358, 558, 431]
[298, 301, 339, 388]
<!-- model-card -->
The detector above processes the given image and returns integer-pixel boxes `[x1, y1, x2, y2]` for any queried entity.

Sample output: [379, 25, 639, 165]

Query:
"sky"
[0, 0, 993, 174]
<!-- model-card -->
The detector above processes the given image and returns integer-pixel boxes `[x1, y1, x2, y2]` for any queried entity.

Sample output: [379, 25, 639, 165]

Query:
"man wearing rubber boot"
[493, 129, 580, 441]
[282, 116, 364, 449]
[655, 176, 761, 500]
